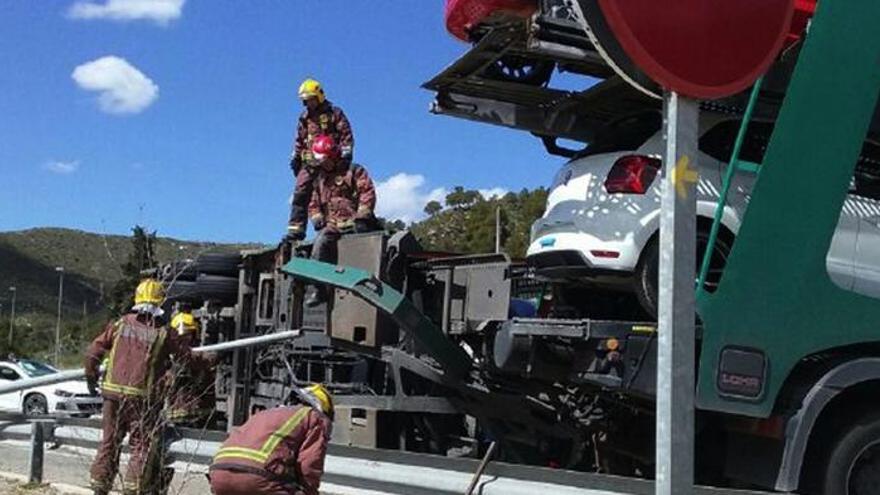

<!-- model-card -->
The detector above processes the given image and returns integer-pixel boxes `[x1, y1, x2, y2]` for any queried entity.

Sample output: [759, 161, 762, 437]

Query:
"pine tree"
[108, 226, 158, 316]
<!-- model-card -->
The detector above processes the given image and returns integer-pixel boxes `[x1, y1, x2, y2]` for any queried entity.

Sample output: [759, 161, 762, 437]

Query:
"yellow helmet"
[302, 383, 334, 417]
[298, 78, 326, 103]
[170, 312, 197, 335]
[134, 278, 164, 305]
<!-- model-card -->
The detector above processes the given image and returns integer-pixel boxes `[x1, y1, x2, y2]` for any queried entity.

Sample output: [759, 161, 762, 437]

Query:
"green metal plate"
[697, 0, 880, 417]
[282, 257, 472, 379]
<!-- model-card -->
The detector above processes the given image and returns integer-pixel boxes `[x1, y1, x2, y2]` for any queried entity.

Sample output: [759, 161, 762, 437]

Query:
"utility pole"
[54, 267, 65, 366]
[494, 206, 501, 253]
[8, 287, 16, 347]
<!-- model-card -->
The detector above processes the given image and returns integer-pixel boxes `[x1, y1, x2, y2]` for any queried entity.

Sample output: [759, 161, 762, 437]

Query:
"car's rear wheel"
[23, 393, 48, 416]
[634, 228, 733, 318]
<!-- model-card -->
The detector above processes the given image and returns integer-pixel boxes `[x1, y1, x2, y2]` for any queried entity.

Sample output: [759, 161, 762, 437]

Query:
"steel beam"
[655, 92, 699, 495]
[0, 330, 301, 396]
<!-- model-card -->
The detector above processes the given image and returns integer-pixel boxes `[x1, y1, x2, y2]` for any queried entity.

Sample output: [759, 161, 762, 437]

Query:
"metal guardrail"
[0, 414, 776, 495]
[0, 330, 302, 396]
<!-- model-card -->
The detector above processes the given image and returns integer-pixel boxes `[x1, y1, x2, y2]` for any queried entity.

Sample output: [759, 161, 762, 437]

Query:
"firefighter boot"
[304, 286, 326, 307]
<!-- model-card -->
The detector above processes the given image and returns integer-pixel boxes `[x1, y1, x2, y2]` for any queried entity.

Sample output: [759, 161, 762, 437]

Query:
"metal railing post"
[27, 422, 44, 484]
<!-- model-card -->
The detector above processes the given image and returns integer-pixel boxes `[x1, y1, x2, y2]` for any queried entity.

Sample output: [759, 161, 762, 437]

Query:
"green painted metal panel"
[282, 257, 473, 378]
[696, 0, 880, 417]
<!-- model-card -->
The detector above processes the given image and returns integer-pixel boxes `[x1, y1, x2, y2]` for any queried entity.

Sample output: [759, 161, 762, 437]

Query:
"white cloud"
[479, 187, 508, 199]
[375, 173, 447, 224]
[44, 160, 81, 174]
[72, 56, 159, 115]
[68, 0, 185, 25]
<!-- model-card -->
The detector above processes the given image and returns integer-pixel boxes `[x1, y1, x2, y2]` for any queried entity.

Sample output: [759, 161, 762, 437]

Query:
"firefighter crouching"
[209, 384, 335, 495]
[305, 134, 377, 306]
[84, 279, 190, 495]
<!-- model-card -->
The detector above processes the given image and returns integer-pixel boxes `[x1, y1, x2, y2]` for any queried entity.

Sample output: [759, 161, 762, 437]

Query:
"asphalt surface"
[0, 438, 369, 495]
[0, 439, 210, 495]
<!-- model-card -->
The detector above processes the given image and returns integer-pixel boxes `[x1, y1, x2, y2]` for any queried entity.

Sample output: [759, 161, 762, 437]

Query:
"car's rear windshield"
[18, 359, 56, 377]
[576, 112, 662, 158]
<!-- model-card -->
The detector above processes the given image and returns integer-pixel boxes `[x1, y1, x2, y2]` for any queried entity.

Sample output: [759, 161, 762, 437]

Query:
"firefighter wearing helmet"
[141, 304, 220, 495]
[287, 78, 355, 241]
[84, 279, 191, 495]
[166, 305, 216, 427]
[305, 134, 377, 306]
[209, 384, 335, 495]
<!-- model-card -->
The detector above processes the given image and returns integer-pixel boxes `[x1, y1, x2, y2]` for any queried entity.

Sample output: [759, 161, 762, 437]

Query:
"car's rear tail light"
[604, 155, 662, 194]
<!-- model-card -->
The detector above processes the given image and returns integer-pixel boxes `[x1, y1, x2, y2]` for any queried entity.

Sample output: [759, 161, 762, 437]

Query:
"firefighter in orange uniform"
[84, 279, 189, 495]
[304, 134, 377, 306]
[209, 384, 334, 495]
[287, 78, 355, 241]
[167, 305, 216, 427]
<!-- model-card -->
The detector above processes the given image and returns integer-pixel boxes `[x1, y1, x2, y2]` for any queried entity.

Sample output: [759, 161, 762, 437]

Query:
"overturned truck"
[170, 232, 659, 470]
[169, 1, 880, 494]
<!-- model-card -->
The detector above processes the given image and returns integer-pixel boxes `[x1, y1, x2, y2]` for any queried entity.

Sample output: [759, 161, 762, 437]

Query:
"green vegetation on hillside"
[0, 227, 259, 366]
[0, 187, 547, 366]
[410, 187, 548, 258]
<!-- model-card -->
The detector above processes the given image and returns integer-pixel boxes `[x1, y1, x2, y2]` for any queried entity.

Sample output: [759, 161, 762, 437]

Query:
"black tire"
[166, 276, 237, 304]
[161, 261, 198, 282]
[193, 253, 241, 277]
[194, 274, 239, 303]
[165, 280, 199, 302]
[23, 393, 48, 416]
[634, 239, 660, 318]
[634, 229, 733, 318]
[814, 413, 880, 495]
[482, 55, 554, 86]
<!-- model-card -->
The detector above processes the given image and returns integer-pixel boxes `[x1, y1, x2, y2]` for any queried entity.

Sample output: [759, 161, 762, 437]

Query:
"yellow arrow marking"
[671, 155, 698, 199]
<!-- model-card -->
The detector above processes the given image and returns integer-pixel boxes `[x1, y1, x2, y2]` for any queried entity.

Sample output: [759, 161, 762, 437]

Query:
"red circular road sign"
[596, 0, 795, 99]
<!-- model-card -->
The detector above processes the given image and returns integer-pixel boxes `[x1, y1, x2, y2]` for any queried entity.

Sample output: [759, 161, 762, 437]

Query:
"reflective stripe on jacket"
[85, 314, 185, 400]
[212, 405, 331, 495]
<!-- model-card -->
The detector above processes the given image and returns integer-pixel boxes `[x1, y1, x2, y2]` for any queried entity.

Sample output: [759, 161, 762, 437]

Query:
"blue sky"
[0, 1, 569, 244]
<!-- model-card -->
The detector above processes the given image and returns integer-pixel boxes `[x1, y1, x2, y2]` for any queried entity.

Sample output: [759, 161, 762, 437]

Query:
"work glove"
[87, 377, 99, 396]
[354, 218, 373, 233]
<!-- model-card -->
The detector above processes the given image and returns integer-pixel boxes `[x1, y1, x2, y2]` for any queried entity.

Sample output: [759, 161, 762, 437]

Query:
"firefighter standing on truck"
[305, 134, 377, 307]
[287, 78, 355, 241]
[84, 279, 189, 495]
[209, 384, 334, 495]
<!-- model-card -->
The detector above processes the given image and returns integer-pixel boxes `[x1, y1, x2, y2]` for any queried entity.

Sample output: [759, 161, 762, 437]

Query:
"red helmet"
[311, 135, 340, 161]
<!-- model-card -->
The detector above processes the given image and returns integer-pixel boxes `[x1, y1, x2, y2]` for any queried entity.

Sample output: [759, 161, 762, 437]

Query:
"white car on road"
[0, 359, 101, 416]
[527, 111, 880, 316]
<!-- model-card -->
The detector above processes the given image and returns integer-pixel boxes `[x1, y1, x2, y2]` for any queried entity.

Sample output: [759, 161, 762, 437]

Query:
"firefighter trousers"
[90, 397, 162, 494]
[288, 165, 318, 229]
[209, 467, 305, 495]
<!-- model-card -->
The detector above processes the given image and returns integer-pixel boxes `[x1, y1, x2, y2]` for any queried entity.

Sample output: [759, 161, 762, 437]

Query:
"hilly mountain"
[0, 227, 259, 317]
